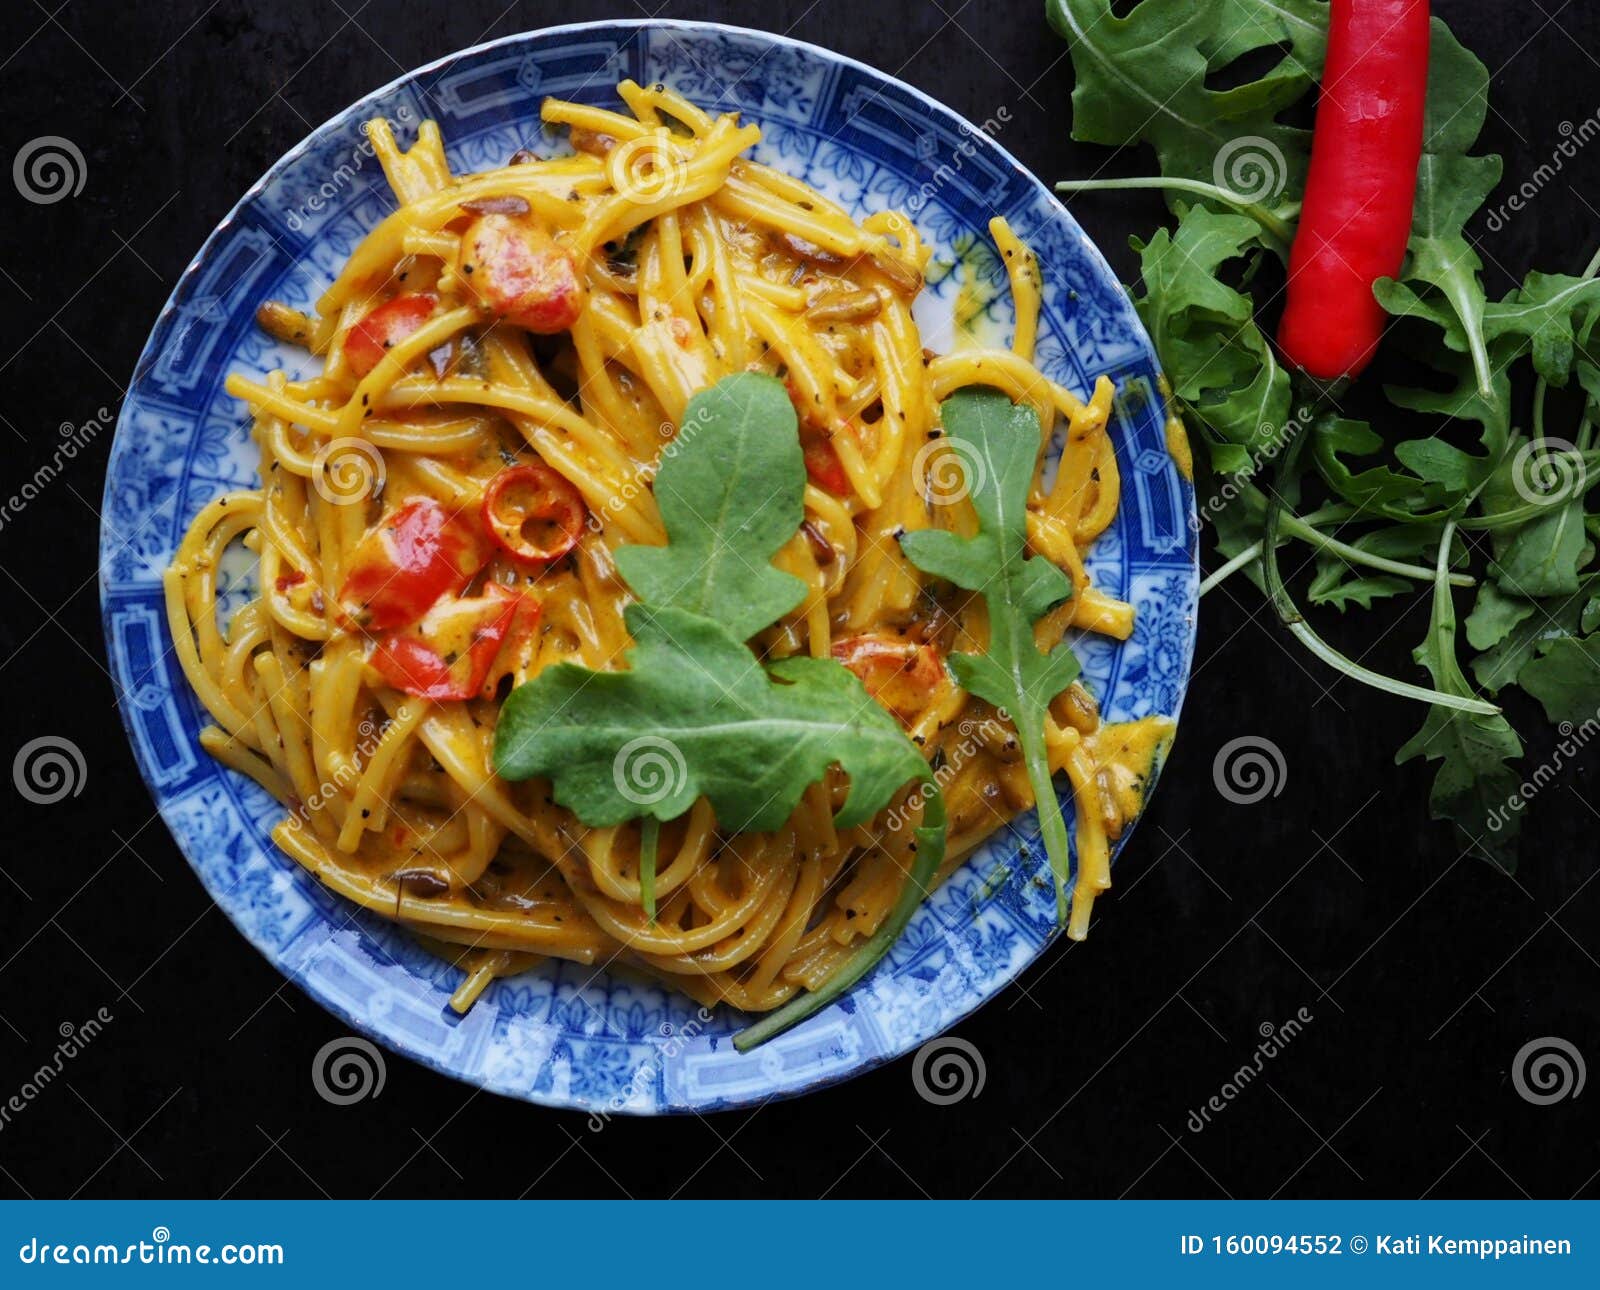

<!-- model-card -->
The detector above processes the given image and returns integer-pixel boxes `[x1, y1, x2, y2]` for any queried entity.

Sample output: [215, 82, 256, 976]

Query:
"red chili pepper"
[343, 293, 437, 378]
[369, 584, 528, 701]
[338, 498, 491, 631]
[480, 464, 587, 567]
[1276, 0, 1431, 380]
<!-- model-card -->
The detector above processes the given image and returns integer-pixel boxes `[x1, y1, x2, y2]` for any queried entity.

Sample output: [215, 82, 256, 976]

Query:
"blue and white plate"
[100, 20, 1197, 1113]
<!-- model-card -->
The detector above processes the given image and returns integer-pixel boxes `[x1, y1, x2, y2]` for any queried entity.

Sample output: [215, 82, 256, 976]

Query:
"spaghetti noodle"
[166, 81, 1162, 1020]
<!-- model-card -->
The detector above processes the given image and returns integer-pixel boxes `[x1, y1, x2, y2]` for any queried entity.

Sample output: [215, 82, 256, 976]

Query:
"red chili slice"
[343, 293, 437, 378]
[338, 498, 492, 631]
[369, 584, 525, 701]
[480, 464, 587, 567]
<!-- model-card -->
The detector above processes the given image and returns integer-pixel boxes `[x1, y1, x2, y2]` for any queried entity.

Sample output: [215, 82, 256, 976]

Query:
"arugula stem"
[1054, 178, 1296, 250]
[639, 817, 660, 922]
[1019, 722, 1073, 923]
[1201, 506, 1473, 596]
[1260, 429, 1500, 716]
[733, 779, 947, 1052]
[1199, 543, 1262, 595]
[1279, 510, 1475, 586]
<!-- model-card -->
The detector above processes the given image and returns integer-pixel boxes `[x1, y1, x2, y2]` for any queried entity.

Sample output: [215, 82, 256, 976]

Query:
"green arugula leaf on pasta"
[900, 387, 1082, 921]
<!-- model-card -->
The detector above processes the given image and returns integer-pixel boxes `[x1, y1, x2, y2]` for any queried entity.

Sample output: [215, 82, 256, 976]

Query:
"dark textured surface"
[1, 0, 1596, 1199]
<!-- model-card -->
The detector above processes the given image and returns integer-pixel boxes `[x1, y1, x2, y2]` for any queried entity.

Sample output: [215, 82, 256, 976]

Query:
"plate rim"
[99, 17, 1199, 1114]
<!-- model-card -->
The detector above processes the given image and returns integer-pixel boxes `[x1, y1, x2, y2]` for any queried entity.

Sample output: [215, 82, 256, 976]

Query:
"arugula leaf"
[1306, 565, 1409, 613]
[1464, 582, 1535, 654]
[1047, 0, 1325, 211]
[614, 373, 806, 641]
[1131, 206, 1291, 473]
[1490, 500, 1589, 599]
[1396, 525, 1525, 870]
[1520, 635, 1600, 726]
[1393, 19, 1503, 397]
[1470, 587, 1587, 695]
[1482, 273, 1600, 385]
[900, 388, 1082, 920]
[489, 371, 949, 1049]
[495, 604, 928, 831]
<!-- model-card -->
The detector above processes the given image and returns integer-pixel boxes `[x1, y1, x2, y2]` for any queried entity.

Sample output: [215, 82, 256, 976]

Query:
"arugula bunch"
[492, 373, 947, 1048]
[1049, 0, 1600, 868]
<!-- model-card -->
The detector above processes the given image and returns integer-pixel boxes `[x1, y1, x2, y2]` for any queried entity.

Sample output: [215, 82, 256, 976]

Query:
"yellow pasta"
[166, 82, 1156, 1018]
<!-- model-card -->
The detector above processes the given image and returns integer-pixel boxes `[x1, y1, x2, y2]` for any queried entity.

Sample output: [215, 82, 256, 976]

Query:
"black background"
[1, 0, 1596, 1200]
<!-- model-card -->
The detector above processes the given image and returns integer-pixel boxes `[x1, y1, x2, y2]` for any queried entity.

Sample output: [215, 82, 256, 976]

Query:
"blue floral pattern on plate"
[99, 20, 1198, 1113]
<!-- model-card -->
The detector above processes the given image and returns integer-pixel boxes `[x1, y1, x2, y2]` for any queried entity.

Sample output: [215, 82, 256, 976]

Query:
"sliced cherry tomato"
[476, 591, 543, 700]
[783, 376, 852, 495]
[480, 464, 587, 567]
[458, 214, 585, 333]
[803, 437, 850, 494]
[343, 293, 437, 378]
[368, 584, 526, 701]
[338, 498, 492, 631]
[832, 633, 945, 720]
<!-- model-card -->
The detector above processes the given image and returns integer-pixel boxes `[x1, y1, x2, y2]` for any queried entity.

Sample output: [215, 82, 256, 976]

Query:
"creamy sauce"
[1157, 376, 1193, 480]
[1085, 714, 1176, 834]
